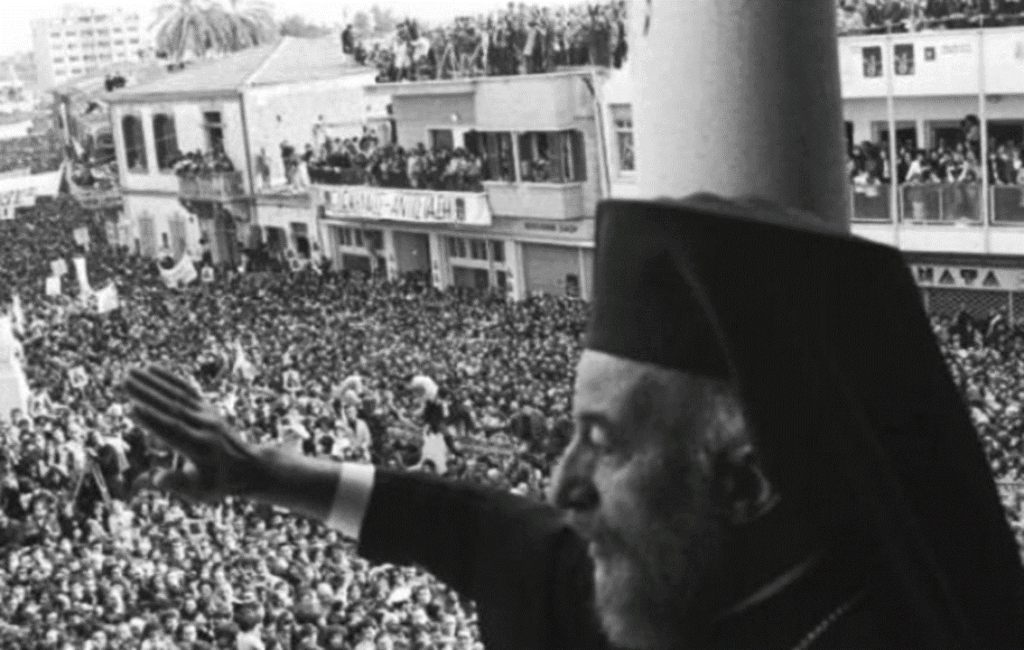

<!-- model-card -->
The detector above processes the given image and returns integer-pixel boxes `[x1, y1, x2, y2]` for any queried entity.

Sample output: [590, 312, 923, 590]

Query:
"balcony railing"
[483, 181, 587, 220]
[848, 182, 1022, 225]
[178, 170, 246, 201]
[68, 180, 123, 210]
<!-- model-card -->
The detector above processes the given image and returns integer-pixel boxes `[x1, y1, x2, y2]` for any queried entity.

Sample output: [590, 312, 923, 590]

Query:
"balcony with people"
[173, 149, 245, 202]
[848, 117, 1024, 227]
[305, 125, 589, 221]
[837, 0, 1024, 35]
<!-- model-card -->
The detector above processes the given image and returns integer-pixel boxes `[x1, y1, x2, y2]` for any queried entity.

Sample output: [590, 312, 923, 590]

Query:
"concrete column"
[382, 229, 398, 281]
[631, 0, 849, 231]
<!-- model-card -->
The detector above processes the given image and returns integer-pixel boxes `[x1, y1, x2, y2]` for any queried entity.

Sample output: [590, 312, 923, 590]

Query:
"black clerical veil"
[585, 196, 1024, 649]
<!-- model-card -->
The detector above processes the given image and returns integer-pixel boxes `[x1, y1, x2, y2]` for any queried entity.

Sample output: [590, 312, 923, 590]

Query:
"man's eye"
[586, 422, 611, 449]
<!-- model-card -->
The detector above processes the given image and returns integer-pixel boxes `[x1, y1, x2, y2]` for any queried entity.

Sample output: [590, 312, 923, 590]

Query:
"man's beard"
[590, 511, 725, 650]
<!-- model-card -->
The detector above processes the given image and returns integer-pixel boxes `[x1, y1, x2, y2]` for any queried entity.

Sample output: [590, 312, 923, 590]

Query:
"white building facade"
[32, 6, 150, 90]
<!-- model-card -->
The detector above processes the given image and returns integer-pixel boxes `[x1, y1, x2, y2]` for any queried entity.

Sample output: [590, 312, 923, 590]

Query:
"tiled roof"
[108, 37, 373, 102]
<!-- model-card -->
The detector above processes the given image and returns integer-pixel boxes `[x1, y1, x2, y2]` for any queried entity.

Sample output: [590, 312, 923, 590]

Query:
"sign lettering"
[321, 187, 491, 226]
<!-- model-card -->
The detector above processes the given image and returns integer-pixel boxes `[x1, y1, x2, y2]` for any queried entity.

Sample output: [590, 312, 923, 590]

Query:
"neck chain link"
[790, 587, 867, 650]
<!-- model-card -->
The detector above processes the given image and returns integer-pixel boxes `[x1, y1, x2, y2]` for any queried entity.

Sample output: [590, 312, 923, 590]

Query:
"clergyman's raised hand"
[124, 366, 262, 504]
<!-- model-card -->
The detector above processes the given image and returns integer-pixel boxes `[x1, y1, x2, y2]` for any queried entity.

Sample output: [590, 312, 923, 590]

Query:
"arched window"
[153, 113, 179, 170]
[121, 114, 147, 172]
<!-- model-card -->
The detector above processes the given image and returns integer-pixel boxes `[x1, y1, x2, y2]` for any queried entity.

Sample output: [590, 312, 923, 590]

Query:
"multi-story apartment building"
[601, 25, 1024, 324]
[315, 69, 610, 300]
[32, 6, 150, 90]
[106, 37, 377, 266]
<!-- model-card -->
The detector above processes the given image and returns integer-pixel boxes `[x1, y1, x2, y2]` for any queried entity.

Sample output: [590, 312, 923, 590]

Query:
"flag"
[10, 294, 24, 335]
[95, 284, 119, 314]
[159, 253, 198, 289]
[73, 257, 91, 295]
[418, 432, 449, 472]
[45, 276, 61, 296]
[232, 341, 256, 383]
[72, 226, 90, 249]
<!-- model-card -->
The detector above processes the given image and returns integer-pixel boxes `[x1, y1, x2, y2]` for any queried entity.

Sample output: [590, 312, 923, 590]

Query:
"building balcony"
[849, 181, 1024, 256]
[68, 179, 122, 210]
[178, 170, 246, 202]
[482, 181, 587, 220]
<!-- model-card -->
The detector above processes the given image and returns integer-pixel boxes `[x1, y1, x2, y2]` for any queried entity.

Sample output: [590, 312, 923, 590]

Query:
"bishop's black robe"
[358, 469, 910, 650]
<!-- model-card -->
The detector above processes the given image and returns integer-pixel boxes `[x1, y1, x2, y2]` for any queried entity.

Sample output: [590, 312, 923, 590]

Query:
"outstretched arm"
[124, 366, 374, 539]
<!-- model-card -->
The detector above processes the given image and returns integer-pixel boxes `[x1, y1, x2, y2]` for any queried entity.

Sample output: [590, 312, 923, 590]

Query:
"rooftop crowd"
[837, 0, 1024, 34]
[0, 189, 1019, 650]
[0, 133, 65, 176]
[347, 1, 627, 83]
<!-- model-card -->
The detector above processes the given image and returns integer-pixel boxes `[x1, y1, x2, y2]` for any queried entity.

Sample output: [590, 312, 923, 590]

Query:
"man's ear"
[717, 445, 780, 526]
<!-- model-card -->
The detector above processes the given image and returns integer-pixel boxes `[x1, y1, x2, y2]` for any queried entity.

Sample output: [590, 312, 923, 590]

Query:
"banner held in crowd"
[73, 257, 91, 296]
[95, 284, 120, 314]
[160, 254, 198, 289]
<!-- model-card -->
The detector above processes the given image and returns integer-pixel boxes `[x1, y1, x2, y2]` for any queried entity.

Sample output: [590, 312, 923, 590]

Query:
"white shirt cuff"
[324, 462, 376, 541]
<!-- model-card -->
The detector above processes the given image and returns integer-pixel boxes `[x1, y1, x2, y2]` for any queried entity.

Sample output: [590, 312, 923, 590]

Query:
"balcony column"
[427, 232, 445, 290]
[630, 0, 849, 231]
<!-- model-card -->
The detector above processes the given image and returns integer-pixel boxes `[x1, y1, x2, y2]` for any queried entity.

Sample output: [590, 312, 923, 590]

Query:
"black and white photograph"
[0, 0, 1021, 649]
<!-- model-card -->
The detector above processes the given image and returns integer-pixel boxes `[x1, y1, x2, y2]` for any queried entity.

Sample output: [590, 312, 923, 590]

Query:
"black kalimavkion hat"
[585, 195, 1024, 649]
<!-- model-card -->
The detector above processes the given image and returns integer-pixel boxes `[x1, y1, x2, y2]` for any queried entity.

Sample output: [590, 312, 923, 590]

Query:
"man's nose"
[548, 437, 599, 512]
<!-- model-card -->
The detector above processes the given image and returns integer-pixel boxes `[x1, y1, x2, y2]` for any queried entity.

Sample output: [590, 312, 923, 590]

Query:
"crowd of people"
[837, 0, 1024, 34]
[0, 133, 65, 176]
[0, 185, 1019, 649]
[172, 151, 237, 179]
[350, 1, 627, 83]
[306, 134, 485, 192]
[846, 115, 1024, 187]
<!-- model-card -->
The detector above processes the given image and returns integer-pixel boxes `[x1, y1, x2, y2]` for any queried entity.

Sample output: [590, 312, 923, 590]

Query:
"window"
[65, 31, 76, 37]
[161, 233, 169, 248]
[336, 227, 354, 247]
[98, 41, 109, 47]
[468, 131, 515, 182]
[71, 68, 82, 74]
[81, 30, 93, 36]
[203, 111, 224, 152]
[121, 114, 148, 172]
[518, 130, 586, 183]
[129, 38, 140, 44]
[354, 229, 364, 248]
[114, 39, 124, 45]
[53, 57, 64, 64]
[490, 240, 505, 263]
[69, 56, 80, 62]
[83, 55, 96, 61]
[153, 114, 179, 171]
[446, 237, 468, 259]
[430, 129, 454, 151]
[113, 28, 123, 33]
[610, 104, 635, 173]
[97, 29, 109, 35]
[50, 32, 60, 39]
[470, 239, 488, 260]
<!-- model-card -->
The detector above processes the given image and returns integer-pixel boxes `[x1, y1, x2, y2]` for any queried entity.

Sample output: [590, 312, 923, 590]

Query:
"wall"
[112, 98, 248, 194]
[391, 92, 476, 148]
[475, 73, 594, 131]
[840, 28, 1024, 98]
[122, 193, 203, 257]
[255, 200, 320, 252]
[244, 72, 377, 186]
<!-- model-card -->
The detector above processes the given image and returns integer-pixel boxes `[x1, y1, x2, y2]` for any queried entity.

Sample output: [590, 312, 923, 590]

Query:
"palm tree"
[224, 0, 277, 51]
[152, 0, 277, 62]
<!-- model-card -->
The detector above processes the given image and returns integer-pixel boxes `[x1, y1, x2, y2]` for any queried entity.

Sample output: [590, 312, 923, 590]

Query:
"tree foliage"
[153, 0, 278, 61]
